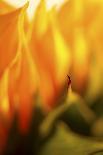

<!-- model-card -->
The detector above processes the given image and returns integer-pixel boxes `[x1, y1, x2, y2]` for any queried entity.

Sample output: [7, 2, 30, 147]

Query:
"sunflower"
[0, 0, 103, 154]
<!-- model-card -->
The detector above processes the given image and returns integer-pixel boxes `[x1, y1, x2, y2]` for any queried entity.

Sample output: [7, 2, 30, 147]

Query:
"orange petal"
[57, 0, 74, 47]
[0, 69, 10, 153]
[0, 0, 15, 14]
[0, 3, 29, 151]
[30, 1, 71, 110]
[0, 6, 26, 76]
[58, 0, 103, 43]
[17, 49, 37, 133]
[9, 2, 38, 133]
[84, 0, 103, 28]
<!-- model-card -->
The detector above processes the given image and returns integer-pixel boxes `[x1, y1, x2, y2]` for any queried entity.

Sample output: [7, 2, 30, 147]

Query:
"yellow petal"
[58, 0, 103, 42]
[72, 28, 89, 93]
[30, 0, 49, 38]
[30, 2, 71, 109]
[57, 0, 74, 46]
[48, 9, 71, 85]
[84, 0, 103, 28]
[72, 0, 84, 22]
[0, 68, 9, 118]
[88, 4, 103, 54]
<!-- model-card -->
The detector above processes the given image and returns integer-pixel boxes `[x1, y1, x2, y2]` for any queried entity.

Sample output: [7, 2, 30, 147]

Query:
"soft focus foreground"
[0, 0, 103, 155]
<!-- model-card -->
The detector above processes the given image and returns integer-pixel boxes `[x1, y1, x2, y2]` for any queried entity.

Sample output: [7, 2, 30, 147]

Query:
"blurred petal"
[58, 0, 92, 94]
[48, 9, 71, 86]
[89, 5, 103, 55]
[72, 28, 89, 94]
[57, 0, 74, 47]
[0, 3, 29, 150]
[30, 1, 56, 110]
[9, 2, 38, 133]
[0, 69, 9, 119]
[84, 0, 103, 28]
[0, 68, 10, 153]
[0, 7, 25, 76]
[30, 1, 71, 110]
[32, 0, 49, 38]
[0, 0, 15, 14]
[17, 49, 38, 133]
[58, 0, 103, 37]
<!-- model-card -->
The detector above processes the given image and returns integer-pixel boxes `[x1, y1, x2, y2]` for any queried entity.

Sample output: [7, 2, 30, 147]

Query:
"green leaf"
[39, 123, 103, 155]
